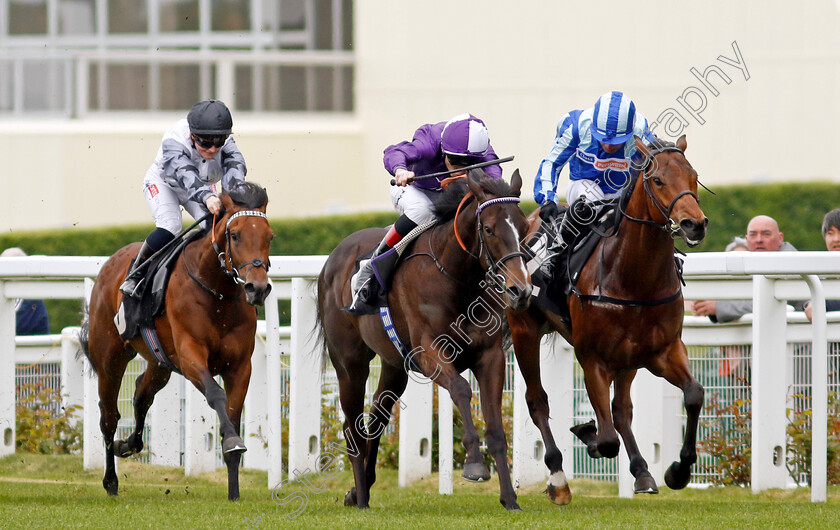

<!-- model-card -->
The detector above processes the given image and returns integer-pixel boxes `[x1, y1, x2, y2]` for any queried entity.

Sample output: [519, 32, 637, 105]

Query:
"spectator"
[1, 247, 50, 335]
[724, 236, 748, 252]
[692, 215, 800, 322]
[804, 208, 840, 321]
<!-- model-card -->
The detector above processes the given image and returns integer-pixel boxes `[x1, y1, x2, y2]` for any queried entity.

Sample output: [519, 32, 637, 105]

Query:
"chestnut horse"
[508, 136, 708, 504]
[80, 182, 273, 501]
[318, 170, 532, 510]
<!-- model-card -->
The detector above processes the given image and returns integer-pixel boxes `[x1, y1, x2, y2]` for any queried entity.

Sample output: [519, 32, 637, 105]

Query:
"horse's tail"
[77, 301, 95, 374]
[312, 278, 328, 364]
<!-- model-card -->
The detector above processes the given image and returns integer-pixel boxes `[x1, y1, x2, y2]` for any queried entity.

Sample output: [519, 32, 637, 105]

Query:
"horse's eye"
[230, 231, 240, 242]
[484, 226, 494, 236]
[652, 177, 664, 186]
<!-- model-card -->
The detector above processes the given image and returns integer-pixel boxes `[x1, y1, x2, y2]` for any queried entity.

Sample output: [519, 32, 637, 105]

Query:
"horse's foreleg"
[432, 365, 488, 482]
[362, 363, 408, 499]
[656, 341, 704, 490]
[508, 309, 570, 505]
[116, 364, 171, 458]
[220, 362, 251, 501]
[579, 360, 620, 458]
[473, 351, 520, 511]
[613, 371, 658, 494]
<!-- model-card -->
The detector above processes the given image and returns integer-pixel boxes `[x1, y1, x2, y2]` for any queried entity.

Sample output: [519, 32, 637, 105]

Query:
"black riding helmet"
[187, 100, 233, 135]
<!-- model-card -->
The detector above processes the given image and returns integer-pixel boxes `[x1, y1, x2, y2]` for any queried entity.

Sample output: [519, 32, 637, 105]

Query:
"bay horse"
[318, 170, 532, 510]
[80, 182, 273, 501]
[508, 135, 707, 504]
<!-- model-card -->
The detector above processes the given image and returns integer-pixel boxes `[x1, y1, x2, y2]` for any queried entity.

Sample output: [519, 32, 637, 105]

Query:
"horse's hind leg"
[613, 370, 658, 494]
[473, 350, 520, 511]
[91, 348, 133, 496]
[361, 362, 408, 498]
[115, 363, 171, 458]
[508, 309, 570, 505]
[331, 355, 371, 509]
[654, 341, 704, 490]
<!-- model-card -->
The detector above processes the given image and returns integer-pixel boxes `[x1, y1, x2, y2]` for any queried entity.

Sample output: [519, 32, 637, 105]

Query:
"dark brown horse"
[318, 170, 532, 510]
[80, 182, 273, 501]
[508, 136, 707, 504]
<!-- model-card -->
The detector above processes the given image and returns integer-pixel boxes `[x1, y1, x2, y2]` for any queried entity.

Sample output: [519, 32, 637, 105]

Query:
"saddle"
[115, 229, 205, 341]
[526, 202, 621, 320]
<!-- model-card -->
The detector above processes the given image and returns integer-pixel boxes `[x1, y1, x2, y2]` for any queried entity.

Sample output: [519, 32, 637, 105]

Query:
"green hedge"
[3, 181, 838, 332]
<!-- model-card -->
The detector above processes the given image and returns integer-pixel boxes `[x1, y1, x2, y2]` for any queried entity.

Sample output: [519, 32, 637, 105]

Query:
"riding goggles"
[193, 134, 229, 149]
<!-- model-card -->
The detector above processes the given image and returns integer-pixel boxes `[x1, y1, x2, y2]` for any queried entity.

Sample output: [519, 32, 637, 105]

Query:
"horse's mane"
[617, 136, 680, 207]
[647, 136, 677, 151]
[227, 181, 268, 209]
[433, 169, 514, 223]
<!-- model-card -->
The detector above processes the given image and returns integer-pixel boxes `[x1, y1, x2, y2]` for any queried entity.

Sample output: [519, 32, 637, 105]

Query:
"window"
[0, 0, 354, 115]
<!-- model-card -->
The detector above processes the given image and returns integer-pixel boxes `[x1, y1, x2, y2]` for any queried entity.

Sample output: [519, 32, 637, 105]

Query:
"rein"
[619, 145, 700, 238]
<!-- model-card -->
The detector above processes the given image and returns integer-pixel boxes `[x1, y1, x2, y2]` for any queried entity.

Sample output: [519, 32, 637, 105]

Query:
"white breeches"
[390, 185, 440, 225]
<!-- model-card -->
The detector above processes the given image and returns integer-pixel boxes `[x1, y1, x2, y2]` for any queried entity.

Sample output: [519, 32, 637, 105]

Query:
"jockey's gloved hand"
[205, 195, 222, 215]
[538, 200, 559, 222]
[393, 168, 415, 186]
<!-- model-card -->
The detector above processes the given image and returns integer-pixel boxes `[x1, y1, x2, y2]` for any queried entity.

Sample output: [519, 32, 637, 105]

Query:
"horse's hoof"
[103, 478, 119, 496]
[664, 461, 691, 490]
[586, 446, 603, 459]
[633, 474, 659, 494]
[569, 419, 597, 442]
[344, 488, 357, 507]
[115, 438, 141, 458]
[546, 483, 572, 505]
[222, 436, 247, 454]
[503, 500, 523, 512]
[597, 438, 620, 459]
[462, 462, 491, 482]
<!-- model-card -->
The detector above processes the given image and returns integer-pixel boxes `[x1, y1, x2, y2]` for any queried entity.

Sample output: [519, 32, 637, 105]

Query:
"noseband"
[622, 145, 700, 237]
[213, 210, 271, 285]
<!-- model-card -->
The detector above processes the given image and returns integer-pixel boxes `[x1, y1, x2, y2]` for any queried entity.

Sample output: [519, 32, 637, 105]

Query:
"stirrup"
[119, 276, 144, 298]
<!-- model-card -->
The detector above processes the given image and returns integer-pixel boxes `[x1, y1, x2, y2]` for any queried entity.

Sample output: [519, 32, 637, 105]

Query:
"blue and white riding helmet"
[590, 91, 636, 146]
[440, 113, 490, 157]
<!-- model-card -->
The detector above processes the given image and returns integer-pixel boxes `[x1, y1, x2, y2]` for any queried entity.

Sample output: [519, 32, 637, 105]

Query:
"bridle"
[452, 192, 528, 282]
[619, 145, 700, 238]
[212, 210, 271, 286]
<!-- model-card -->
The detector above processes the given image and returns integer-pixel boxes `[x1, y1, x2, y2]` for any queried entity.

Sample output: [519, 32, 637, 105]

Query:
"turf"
[0, 454, 838, 529]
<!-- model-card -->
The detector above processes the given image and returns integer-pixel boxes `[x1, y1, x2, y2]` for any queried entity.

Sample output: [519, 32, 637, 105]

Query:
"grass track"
[1, 454, 839, 529]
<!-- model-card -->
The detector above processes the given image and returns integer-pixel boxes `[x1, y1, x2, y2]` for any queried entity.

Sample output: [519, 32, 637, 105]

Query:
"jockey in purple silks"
[345, 113, 502, 315]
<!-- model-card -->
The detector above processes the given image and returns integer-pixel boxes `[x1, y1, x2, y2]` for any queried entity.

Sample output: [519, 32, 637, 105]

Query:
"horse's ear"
[220, 191, 235, 213]
[676, 134, 687, 152]
[634, 135, 652, 158]
[509, 169, 522, 197]
[466, 170, 487, 201]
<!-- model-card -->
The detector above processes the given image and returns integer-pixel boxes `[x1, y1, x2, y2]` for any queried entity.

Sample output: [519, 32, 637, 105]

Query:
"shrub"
[697, 394, 751, 486]
[786, 391, 840, 485]
[16, 377, 83, 454]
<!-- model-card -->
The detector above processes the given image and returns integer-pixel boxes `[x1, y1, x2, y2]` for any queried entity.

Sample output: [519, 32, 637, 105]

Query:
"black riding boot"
[345, 238, 392, 315]
[119, 241, 156, 297]
[555, 197, 596, 253]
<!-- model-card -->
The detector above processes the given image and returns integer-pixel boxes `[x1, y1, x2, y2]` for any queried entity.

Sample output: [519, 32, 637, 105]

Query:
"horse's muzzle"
[505, 283, 532, 311]
[680, 217, 709, 247]
[244, 280, 272, 306]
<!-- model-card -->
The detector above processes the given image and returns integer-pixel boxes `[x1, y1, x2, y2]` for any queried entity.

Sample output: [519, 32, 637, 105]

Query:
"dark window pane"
[158, 64, 201, 110]
[159, 0, 199, 32]
[213, 0, 250, 31]
[59, 0, 96, 35]
[278, 66, 306, 110]
[106, 64, 149, 110]
[234, 64, 254, 111]
[279, 0, 306, 31]
[9, 0, 47, 35]
[108, 0, 148, 33]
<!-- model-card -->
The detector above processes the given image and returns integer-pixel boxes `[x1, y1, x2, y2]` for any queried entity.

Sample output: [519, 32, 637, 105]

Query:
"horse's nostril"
[507, 286, 521, 299]
[680, 219, 697, 230]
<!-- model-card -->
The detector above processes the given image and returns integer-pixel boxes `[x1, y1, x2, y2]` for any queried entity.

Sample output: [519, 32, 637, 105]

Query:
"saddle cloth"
[115, 229, 204, 341]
